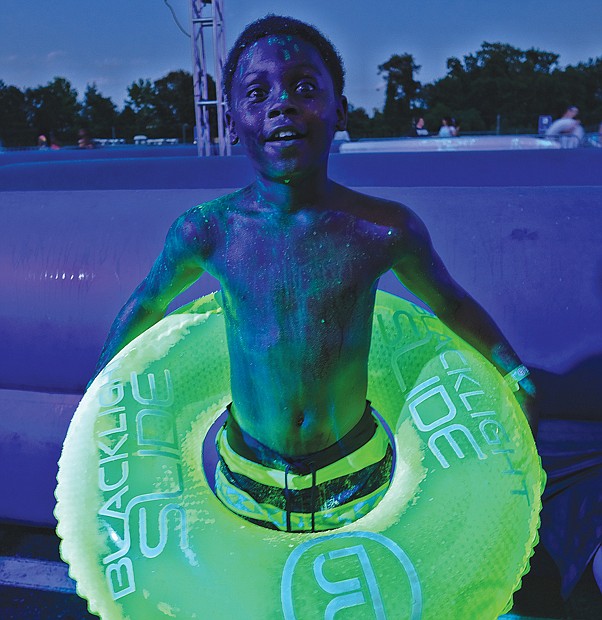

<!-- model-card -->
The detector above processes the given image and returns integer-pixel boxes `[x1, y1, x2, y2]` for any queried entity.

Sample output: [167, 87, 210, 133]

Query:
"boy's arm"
[391, 209, 538, 435]
[89, 213, 207, 385]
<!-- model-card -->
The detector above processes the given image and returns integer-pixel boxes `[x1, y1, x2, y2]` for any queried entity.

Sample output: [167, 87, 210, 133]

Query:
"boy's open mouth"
[265, 127, 306, 142]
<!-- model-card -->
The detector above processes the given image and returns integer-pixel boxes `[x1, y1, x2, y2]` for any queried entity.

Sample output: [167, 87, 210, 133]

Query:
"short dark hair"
[223, 14, 345, 105]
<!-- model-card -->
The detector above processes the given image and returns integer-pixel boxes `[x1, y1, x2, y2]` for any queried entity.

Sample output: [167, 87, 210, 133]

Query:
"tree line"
[0, 70, 214, 148]
[350, 42, 602, 138]
[1, 41, 601, 148]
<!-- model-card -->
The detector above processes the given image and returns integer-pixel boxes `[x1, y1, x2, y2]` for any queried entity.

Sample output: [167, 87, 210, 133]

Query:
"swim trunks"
[214, 402, 393, 532]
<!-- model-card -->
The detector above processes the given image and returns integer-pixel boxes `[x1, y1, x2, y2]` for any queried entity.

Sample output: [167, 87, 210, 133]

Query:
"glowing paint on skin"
[228, 35, 345, 187]
[265, 35, 297, 61]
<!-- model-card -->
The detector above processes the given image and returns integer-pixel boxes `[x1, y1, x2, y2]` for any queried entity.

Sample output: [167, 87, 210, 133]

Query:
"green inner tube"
[55, 291, 545, 619]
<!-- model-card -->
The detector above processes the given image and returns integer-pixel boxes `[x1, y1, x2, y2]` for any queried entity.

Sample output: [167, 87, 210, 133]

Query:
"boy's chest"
[209, 213, 394, 292]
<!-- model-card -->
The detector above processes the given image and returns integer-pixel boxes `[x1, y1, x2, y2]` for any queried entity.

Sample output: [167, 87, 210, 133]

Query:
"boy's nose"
[267, 92, 298, 118]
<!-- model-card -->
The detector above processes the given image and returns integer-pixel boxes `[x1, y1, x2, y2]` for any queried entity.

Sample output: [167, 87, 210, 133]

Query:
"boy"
[92, 15, 536, 532]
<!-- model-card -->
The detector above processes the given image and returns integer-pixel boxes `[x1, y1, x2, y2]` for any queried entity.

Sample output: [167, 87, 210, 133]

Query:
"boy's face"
[227, 35, 347, 182]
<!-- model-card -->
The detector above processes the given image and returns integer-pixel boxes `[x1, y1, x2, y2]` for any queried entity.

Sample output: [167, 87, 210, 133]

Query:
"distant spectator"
[78, 128, 94, 149]
[49, 132, 61, 150]
[545, 106, 584, 147]
[589, 121, 602, 148]
[438, 117, 457, 138]
[333, 129, 350, 142]
[412, 117, 429, 137]
[37, 134, 48, 149]
[331, 129, 350, 153]
[586, 121, 602, 148]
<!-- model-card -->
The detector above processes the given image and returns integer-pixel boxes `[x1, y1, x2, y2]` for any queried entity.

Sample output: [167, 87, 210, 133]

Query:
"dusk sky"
[1, 0, 601, 113]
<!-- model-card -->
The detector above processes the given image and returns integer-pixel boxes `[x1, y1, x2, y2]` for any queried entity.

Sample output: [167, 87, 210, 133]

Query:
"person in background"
[331, 128, 350, 152]
[545, 106, 584, 147]
[77, 128, 94, 149]
[438, 117, 457, 137]
[586, 121, 601, 148]
[49, 132, 61, 150]
[333, 129, 350, 141]
[413, 117, 429, 137]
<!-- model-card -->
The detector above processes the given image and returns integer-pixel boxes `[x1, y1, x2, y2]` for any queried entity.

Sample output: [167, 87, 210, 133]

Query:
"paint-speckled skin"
[93, 35, 537, 456]
[177, 186, 425, 455]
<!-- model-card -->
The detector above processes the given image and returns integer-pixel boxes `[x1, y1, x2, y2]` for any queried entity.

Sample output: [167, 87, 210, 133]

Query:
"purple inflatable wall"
[1, 149, 601, 526]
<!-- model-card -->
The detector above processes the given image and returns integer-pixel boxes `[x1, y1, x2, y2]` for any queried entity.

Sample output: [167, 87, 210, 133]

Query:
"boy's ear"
[226, 111, 239, 145]
[336, 95, 348, 131]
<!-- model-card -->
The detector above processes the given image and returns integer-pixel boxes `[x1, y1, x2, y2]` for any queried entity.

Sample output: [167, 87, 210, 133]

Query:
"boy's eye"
[296, 81, 316, 95]
[246, 87, 267, 100]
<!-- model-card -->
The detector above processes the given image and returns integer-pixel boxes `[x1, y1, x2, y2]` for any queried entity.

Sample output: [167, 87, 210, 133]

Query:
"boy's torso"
[193, 185, 406, 456]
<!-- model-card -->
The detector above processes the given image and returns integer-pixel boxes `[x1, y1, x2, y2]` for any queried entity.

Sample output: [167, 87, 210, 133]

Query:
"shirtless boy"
[92, 15, 537, 532]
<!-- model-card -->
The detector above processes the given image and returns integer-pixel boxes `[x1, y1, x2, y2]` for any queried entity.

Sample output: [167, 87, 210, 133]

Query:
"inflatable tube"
[55, 291, 544, 619]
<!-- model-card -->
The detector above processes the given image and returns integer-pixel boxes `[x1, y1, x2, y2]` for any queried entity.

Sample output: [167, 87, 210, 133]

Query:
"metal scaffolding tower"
[190, 0, 230, 156]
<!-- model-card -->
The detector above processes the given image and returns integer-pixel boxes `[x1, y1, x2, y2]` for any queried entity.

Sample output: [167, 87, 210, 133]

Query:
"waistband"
[216, 406, 390, 491]
[224, 401, 377, 473]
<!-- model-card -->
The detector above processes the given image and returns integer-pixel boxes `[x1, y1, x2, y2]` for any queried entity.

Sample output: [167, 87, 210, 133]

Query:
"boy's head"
[224, 14, 348, 182]
[224, 14, 345, 106]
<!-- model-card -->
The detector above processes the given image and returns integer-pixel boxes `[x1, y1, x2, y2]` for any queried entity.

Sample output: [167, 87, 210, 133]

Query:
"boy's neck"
[253, 169, 332, 212]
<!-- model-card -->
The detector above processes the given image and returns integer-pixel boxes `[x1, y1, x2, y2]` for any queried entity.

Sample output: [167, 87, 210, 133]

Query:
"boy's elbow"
[137, 294, 168, 323]
[430, 289, 467, 322]
[123, 286, 165, 326]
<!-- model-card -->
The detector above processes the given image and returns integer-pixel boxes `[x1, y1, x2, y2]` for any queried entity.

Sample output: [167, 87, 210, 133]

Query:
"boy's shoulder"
[165, 190, 246, 258]
[183, 189, 245, 222]
[334, 184, 416, 229]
